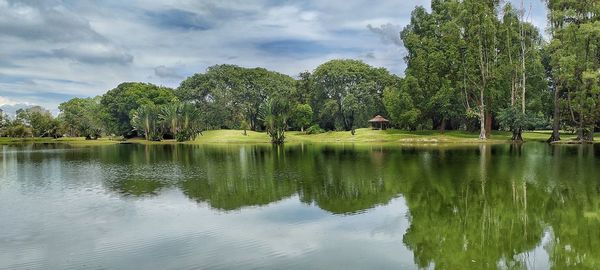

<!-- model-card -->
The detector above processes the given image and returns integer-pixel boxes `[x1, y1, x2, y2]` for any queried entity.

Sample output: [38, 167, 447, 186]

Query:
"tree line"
[0, 0, 598, 144]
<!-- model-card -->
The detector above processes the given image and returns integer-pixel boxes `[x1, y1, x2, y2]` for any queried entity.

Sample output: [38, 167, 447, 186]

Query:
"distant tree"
[291, 104, 313, 132]
[294, 71, 314, 104]
[177, 65, 295, 131]
[6, 123, 32, 138]
[16, 106, 60, 138]
[59, 97, 104, 139]
[100, 82, 177, 137]
[311, 59, 394, 131]
[0, 111, 6, 134]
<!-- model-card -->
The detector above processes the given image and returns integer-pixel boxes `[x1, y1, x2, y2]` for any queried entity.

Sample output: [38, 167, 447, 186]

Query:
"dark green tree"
[545, 0, 600, 142]
[310, 59, 393, 131]
[100, 82, 176, 137]
[290, 103, 313, 132]
[176, 65, 295, 131]
[59, 97, 104, 139]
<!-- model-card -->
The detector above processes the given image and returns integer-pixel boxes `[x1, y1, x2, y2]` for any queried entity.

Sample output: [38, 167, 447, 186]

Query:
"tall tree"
[546, 0, 600, 142]
[401, 1, 465, 131]
[497, 3, 548, 141]
[462, 0, 501, 140]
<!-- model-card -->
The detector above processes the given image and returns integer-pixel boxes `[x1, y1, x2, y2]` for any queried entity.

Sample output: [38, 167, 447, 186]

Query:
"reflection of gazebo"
[368, 115, 389, 130]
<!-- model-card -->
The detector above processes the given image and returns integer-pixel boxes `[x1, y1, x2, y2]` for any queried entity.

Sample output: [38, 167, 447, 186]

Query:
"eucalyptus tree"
[460, 0, 503, 140]
[496, 3, 548, 141]
[546, 0, 600, 142]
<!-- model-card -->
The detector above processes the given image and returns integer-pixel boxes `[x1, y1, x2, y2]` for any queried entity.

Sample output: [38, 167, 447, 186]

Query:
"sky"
[0, 0, 548, 113]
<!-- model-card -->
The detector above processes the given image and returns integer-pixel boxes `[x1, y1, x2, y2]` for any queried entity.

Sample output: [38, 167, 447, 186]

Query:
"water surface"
[1, 143, 599, 269]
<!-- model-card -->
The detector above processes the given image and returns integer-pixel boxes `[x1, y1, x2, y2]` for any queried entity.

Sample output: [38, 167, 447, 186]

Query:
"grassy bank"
[0, 129, 592, 146]
[191, 129, 585, 144]
[0, 137, 121, 146]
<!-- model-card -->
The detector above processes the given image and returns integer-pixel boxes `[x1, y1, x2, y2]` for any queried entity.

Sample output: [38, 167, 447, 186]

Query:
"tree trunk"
[512, 128, 523, 142]
[485, 111, 493, 138]
[479, 104, 487, 140]
[439, 118, 446, 133]
[577, 128, 594, 143]
[548, 85, 561, 143]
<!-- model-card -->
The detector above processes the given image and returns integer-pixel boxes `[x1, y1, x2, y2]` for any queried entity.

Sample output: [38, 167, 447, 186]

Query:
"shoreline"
[0, 129, 595, 146]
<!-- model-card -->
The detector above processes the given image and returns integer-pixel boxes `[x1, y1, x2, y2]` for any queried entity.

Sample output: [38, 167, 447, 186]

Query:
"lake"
[1, 143, 599, 269]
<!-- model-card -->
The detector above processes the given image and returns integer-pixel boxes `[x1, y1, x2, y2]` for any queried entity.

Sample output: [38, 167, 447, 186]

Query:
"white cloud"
[0, 0, 548, 111]
[0, 96, 20, 106]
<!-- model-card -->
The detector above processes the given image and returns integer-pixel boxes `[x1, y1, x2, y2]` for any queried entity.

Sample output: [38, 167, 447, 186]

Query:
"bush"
[305, 124, 325, 134]
[175, 129, 198, 142]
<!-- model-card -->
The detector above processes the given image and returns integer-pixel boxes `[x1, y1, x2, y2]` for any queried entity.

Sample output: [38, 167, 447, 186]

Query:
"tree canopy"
[3, 1, 599, 144]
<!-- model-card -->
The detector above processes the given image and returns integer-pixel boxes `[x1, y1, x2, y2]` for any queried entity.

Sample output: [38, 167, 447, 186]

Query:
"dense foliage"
[545, 0, 600, 142]
[100, 82, 178, 137]
[1, 0, 598, 144]
[59, 97, 104, 139]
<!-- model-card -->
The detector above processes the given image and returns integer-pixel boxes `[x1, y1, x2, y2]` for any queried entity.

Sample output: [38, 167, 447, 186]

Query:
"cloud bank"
[0, 0, 547, 112]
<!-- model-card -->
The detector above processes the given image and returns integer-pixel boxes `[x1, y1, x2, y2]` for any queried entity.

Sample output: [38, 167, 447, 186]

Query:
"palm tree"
[258, 97, 289, 144]
[178, 103, 202, 141]
[131, 104, 160, 141]
[159, 103, 180, 137]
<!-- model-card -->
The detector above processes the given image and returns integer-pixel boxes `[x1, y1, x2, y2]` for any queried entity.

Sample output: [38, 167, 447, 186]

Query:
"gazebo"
[368, 115, 389, 130]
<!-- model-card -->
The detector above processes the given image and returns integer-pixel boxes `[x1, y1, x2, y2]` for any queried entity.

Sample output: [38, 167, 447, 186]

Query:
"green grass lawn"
[0, 129, 591, 146]
[191, 128, 586, 144]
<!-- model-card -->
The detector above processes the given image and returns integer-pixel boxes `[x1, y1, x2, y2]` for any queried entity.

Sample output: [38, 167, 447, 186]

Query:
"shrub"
[305, 124, 325, 134]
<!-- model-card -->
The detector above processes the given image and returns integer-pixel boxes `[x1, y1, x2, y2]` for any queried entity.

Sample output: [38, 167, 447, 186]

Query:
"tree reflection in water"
[95, 143, 600, 269]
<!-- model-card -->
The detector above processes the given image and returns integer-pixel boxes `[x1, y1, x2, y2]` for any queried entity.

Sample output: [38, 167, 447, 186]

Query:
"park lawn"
[0, 129, 590, 146]
[191, 130, 273, 144]
[190, 129, 586, 144]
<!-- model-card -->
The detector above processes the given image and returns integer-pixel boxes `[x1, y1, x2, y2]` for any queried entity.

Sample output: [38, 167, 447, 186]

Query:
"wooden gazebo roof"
[368, 115, 389, 123]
